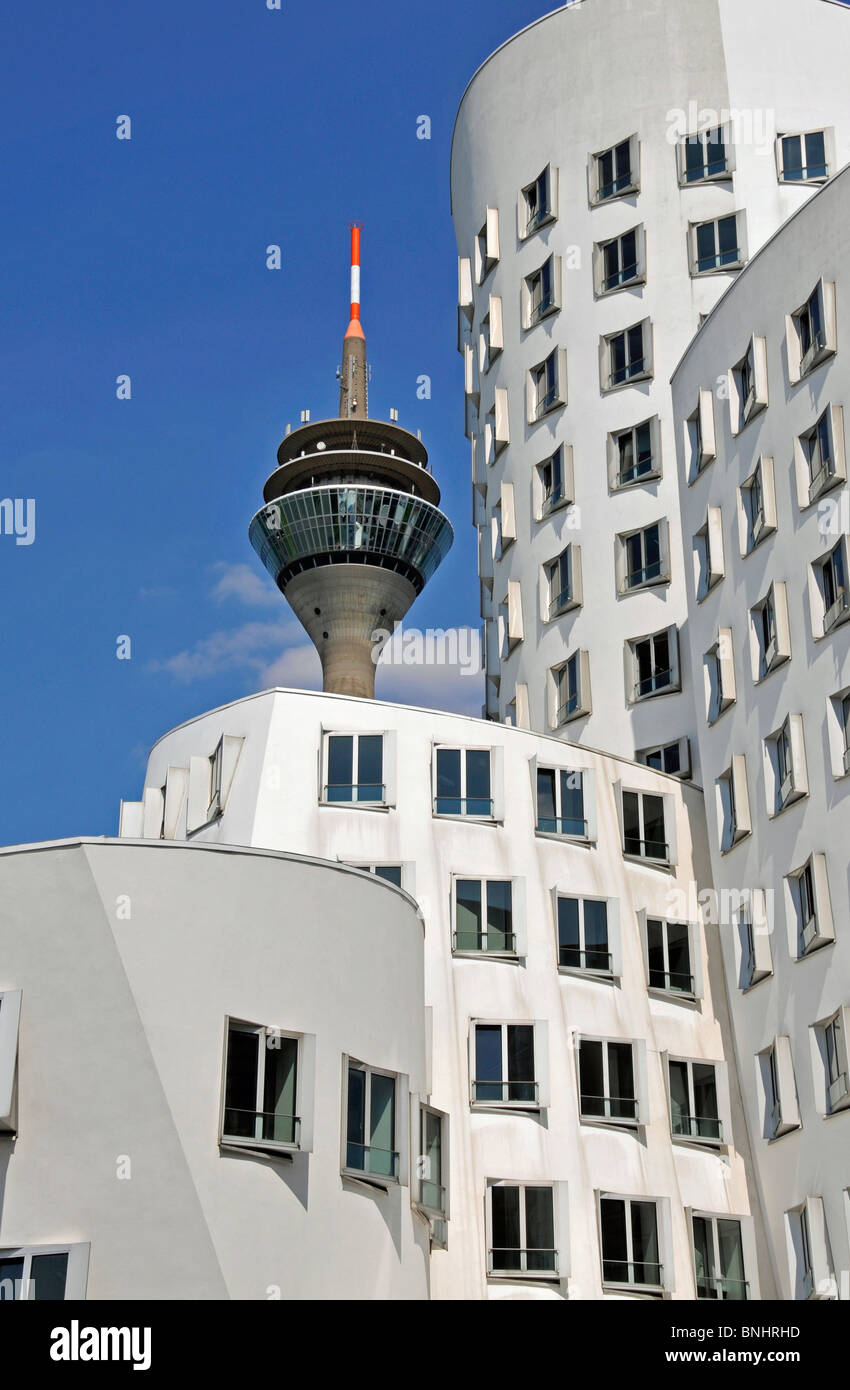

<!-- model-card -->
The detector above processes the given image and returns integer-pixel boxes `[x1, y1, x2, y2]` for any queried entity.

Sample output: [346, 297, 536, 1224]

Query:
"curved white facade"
[451, 0, 850, 772]
[0, 839, 429, 1299]
[115, 687, 771, 1300]
[672, 165, 850, 1300]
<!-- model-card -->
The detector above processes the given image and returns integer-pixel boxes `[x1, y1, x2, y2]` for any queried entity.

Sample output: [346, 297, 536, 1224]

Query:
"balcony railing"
[697, 1274, 749, 1300]
[549, 588, 574, 619]
[626, 561, 663, 589]
[611, 357, 646, 387]
[488, 1247, 558, 1276]
[604, 262, 639, 291]
[452, 931, 516, 955]
[824, 587, 848, 632]
[529, 291, 554, 326]
[696, 247, 741, 273]
[345, 1142, 399, 1180]
[580, 1094, 639, 1122]
[603, 1259, 663, 1288]
[418, 1178, 447, 1217]
[634, 667, 673, 698]
[534, 385, 560, 420]
[541, 484, 565, 514]
[624, 836, 669, 862]
[324, 783, 385, 804]
[808, 458, 835, 502]
[473, 1079, 539, 1105]
[434, 796, 493, 817]
[526, 203, 552, 235]
[649, 967, 694, 994]
[222, 1108, 301, 1148]
[685, 156, 728, 182]
[598, 171, 633, 200]
[559, 946, 612, 973]
[537, 815, 587, 838]
[672, 1112, 723, 1142]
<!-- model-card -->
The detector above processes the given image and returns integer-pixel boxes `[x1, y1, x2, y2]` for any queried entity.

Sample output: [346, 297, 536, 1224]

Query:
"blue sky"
[0, 0, 551, 845]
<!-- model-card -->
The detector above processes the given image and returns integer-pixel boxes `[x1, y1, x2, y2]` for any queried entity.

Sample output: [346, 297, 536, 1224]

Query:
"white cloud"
[210, 562, 279, 608]
[150, 619, 303, 683]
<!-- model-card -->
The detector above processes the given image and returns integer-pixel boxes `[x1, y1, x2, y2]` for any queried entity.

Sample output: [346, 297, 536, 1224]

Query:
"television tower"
[249, 228, 453, 698]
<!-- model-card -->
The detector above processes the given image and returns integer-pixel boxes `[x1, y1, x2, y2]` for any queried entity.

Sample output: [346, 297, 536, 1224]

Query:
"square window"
[610, 417, 659, 488]
[454, 877, 516, 956]
[487, 1182, 559, 1279]
[595, 226, 645, 295]
[472, 1022, 539, 1107]
[777, 130, 829, 184]
[602, 319, 652, 390]
[628, 626, 680, 701]
[618, 521, 667, 593]
[323, 732, 386, 805]
[592, 136, 639, 203]
[678, 127, 731, 184]
[222, 1020, 302, 1151]
[690, 214, 745, 275]
[434, 745, 494, 818]
[637, 737, 691, 779]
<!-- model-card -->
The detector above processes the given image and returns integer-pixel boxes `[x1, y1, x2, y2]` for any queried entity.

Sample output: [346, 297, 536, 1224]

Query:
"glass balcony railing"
[473, 1079, 538, 1104]
[603, 1259, 663, 1288]
[558, 946, 612, 973]
[580, 1094, 639, 1122]
[649, 968, 694, 994]
[222, 1108, 300, 1147]
[537, 815, 587, 837]
[697, 1274, 749, 1300]
[434, 796, 493, 817]
[324, 783, 385, 804]
[488, 1248, 558, 1275]
[344, 1142, 399, 1180]
[453, 931, 516, 954]
[672, 1112, 723, 1142]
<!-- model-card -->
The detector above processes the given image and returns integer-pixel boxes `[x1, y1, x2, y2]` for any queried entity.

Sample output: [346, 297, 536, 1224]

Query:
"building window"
[484, 388, 510, 462]
[537, 767, 586, 837]
[693, 1217, 749, 1300]
[786, 1199, 835, 1300]
[799, 407, 845, 505]
[705, 628, 735, 724]
[0, 1245, 89, 1302]
[628, 626, 679, 701]
[487, 1183, 558, 1278]
[618, 521, 666, 593]
[678, 127, 730, 183]
[751, 583, 790, 679]
[499, 580, 524, 654]
[579, 1038, 639, 1123]
[818, 1010, 850, 1115]
[685, 389, 716, 480]
[454, 878, 515, 955]
[370, 863, 403, 887]
[730, 336, 768, 433]
[669, 1059, 722, 1142]
[551, 650, 590, 725]
[637, 738, 691, 779]
[717, 756, 751, 852]
[694, 508, 724, 600]
[345, 1060, 398, 1180]
[762, 1037, 801, 1140]
[557, 896, 611, 975]
[647, 918, 695, 996]
[537, 444, 572, 516]
[600, 1197, 663, 1291]
[528, 348, 566, 421]
[739, 456, 776, 553]
[546, 545, 580, 618]
[472, 1023, 538, 1106]
[815, 538, 849, 636]
[521, 165, 555, 237]
[788, 853, 834, 957]
[789, 280, 836, 380]
[766, 715, 808, 815]
[689, 213, 744, 275]
[611, 417, 659, 487]
[434, 746, 492, 817]
[0, 989, 22, 1135]
[222, 1021, 300, 1151]
[323, 732, 384, 805]
[777, 130, 829, 184]
[622, 789, 668, 862]
[208, 738, 223, 819]
[525, 255, 558, 327]
[475, 207, 499, 283]
[592, 135, 638, 202]
[595, 225, 644, 294]
[416, 1105, 448, 1218]
[603, 319, 652, 390]
[737, 898, 773, 991]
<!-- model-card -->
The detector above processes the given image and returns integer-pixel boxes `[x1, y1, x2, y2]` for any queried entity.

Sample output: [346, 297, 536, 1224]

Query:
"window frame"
[636, 737, 691, 780]
[689, 1212, 754, 1301]
[519, 164, 558, 239]
[676, 125, 733, 185]
[794, 404, 846, 508]
[598, 1193, 667, 1295]
[0, 1243, 90, 1301]
[485, 1180, 565, 1282]
[534, 443, 575, 519]
[616, 519, 669, 594]
[469, 1019, 547, 1112]
[750, 581, 791, 680]
[775, 129, 832, 186]
[527, 347, 567, 422]
[716, 755, 752, 853]
[0, 988, 22, 1135]
[639, 913, 703, 1001]
[618, 785, 675, 867]
[627, 625, 681, 704]
[320, 729, 394, 808]
[432, 743, 500, 821]
[548, 649, 591, 727]
[522, 254, 562, 330]
[601, 318, 653, 392]
[543, 542, 582, 620]
[577, 1034, 644, 1128]
[666, 1055, 727, 1147]
[554, 890, 620, 979]
[593, 224, 646, 297]
[787, 279, 837, 383]
[220, 1018, 309, 1156]
[341, 1055, 405, 1188]
[413, 1101, 449, 1221]
[737, 455, 777, 554]
[589, 134, 640, 205]
[688, 211, 746, 277]
[787, 852, 834, 958]
[451, 874, 522, 959]
[810, 537, 850, 638]
[608, 415, 661, 490]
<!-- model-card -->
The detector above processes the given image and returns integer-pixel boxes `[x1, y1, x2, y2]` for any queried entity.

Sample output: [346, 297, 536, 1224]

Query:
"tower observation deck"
[249, 228, 453, 698]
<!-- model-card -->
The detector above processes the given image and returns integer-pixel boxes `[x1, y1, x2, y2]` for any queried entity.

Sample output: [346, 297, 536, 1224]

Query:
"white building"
[451, 0, 850, 772]
[671, 163, 850, 1300]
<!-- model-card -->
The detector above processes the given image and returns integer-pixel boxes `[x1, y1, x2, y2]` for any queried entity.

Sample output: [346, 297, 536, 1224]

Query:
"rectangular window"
[693, 1216, 748, 1300]
[637, 738, 690, 779]
[679, 127, 729, 183]
[547, 546, 577, 618]
[817, 539, 849, 635]
[597, 227, 643, 293]
[0, 1245, 89, 1302]
[521, 166, 554, 236]
[629, 627, 678, 700]
[647, 918, 694, 995]
[789, 853, 834, 957]
[475, 208, 500, 283]
[705, 628, 736, 725]
[620, 522, 664, 592]
[529, 349, 564, 420]
[802, 409, 839, 503]
[222, 1021, 300, 1150]
[593, 137, 637, 202]
[454, 878, 515, 955]
[472, 1023, 537, 1105]
[555, 651, 583, 724]
[208, 738, 224, 819]
[417, 1106, 448, 1217]
[526, 256, 556, 326]
[558, 896, 611, 975]
[751, 582, 791, 678]
[718, 756, 751, 852]
[763, 1038, 801, 1139]
[488, 1184, 557, 1277]
[537, 767, 586, 837]
[691, 214, 743, 274]
[0, 989, 22, 1135]
[612, 418, 657, 487]
[821, 1011, 850, 1114]
[793, 283, 831, 376]
[669, 1059, 722, 1142]
[579, 1038, 638, 1122]
[623, 790, 668, 862]
[538, 445, 567, 514]
[324, 732, 384, 804]
[434, 746, 492, 817]
[600, 1197, 662, 1290]
[740, 456, 777, 553]
[345, 1061, 398, 1179]
[604, 320, 651, 389]
[778, 130, 828, 183]
[767, 715, 807, 815]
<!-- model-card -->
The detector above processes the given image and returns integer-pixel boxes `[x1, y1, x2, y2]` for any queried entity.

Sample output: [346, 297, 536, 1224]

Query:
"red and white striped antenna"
[345, 223, 365, 340]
